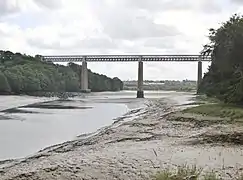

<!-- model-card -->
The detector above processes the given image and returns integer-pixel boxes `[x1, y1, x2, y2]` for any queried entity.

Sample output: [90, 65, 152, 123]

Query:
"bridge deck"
[42, 55, 211, 62]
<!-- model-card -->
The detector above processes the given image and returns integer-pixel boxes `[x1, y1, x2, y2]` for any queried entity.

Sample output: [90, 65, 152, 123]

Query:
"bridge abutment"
[137, 57, 144, 98]
[197, 59, 202, 93]
[81, 58, 89, 92]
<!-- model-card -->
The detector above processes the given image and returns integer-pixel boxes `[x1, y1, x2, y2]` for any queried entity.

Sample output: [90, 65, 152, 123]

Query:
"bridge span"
[42, 55, 211, 98]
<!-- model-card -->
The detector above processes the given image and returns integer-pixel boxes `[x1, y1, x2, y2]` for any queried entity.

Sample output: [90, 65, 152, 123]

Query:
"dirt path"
[0, 97, 242, 180]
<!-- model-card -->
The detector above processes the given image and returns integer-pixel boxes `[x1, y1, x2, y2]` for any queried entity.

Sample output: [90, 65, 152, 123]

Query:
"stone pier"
[137, 57, 144, 98]
[81, 57, 89, 92]
[197, 58, 202, 93]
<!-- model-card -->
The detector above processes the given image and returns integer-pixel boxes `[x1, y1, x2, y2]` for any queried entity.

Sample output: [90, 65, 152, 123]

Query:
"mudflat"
[0, 96, 242, 180]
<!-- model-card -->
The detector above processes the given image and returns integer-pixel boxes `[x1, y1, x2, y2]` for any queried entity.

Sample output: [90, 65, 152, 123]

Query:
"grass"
[191, 132, 243, 145]
[183, 103, 243, 121]
[175, 102, 243, 145]
[154, 165, 201, 180]
[154, 166, 243, 180]
[192, 94, 220, 103]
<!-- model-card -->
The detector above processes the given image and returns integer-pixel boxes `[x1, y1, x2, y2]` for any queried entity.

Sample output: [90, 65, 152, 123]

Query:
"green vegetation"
[154, 166, 201, 180]
[154, 166, 242, 180]
[192, 95, 220, 103]
[199, 14, 243, 104]
[176, 100, 243, 145]
[0, 50, 123, 95]
[0, 70, 11, 93]
[124, 80, 196, 92]
[183, 103, 243, 121]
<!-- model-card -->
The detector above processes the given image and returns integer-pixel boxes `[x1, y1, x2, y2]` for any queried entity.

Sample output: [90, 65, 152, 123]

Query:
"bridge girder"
[42, 55, 211, 62]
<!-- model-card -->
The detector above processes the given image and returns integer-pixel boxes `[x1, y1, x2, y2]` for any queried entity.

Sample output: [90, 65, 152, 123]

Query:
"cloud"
[79, 37, 117, 49]
[33, 0, 63, 9]
[27, 36, 117, 52]
[0, 0, 21, 17]
[0, 0, 240, 80]
[231, 0, 243, 4]
[144, 37, 176, 49]
[122, 0, 222, 14]
[103, 14, 180, 40]
[92, 1, 181, 40]
[0, 0, 62, 19]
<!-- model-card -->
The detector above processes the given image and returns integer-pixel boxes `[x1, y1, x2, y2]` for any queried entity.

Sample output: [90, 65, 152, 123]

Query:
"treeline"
[199, 14, 243, 103]
[0, 51, 123, 95]
[124, 80, 196, 92]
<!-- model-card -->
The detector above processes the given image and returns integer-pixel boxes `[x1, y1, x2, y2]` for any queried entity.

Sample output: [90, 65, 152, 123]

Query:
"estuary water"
[0, 91, 193, 160]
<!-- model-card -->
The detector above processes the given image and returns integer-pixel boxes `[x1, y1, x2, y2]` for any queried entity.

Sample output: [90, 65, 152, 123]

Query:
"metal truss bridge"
[42, 55, 211, 62]
[41, 54, 211, 98]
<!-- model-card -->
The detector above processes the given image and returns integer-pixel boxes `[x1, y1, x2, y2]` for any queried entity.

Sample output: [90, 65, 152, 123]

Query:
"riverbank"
[0, 94, 242, 180]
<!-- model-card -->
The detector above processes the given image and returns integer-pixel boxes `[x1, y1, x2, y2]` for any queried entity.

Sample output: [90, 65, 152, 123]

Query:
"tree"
[0, 50, 123, 94]
[4, 70, 23, 93]
[199, 14, 243, 103]
[0, 71, 11, 93]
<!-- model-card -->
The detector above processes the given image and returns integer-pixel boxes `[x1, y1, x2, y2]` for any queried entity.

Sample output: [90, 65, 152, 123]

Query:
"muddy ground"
[0, 97, 242, 180]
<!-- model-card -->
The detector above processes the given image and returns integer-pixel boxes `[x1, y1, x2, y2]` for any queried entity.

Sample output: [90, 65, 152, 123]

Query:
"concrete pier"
[137, 57, 144, 98]
[197, 59, 202, 93]
[81, 58, 89, 92]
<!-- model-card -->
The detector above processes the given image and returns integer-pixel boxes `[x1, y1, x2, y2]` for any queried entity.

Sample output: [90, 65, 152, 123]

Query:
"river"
[0, 90, 193, 161]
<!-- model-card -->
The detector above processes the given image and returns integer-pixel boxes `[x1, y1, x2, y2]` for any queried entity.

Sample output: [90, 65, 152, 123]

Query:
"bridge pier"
[81, 57, 89, 92]
[137, 57, 144, 98]
[197, 59, 202, 93]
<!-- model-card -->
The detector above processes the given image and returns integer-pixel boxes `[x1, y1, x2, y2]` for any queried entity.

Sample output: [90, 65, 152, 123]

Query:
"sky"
[0, 0, 243, 81]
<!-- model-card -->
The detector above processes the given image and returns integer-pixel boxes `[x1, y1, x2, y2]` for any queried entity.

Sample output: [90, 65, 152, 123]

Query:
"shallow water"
[0, 102, 128, 160]
[0, 91, 193, 160]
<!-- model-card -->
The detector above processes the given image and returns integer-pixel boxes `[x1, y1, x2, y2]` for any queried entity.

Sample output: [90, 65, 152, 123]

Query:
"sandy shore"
[0, 96, 242, 180]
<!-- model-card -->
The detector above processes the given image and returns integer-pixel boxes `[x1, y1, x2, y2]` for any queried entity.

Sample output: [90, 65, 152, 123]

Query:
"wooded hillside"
[0, 51, 123, 94]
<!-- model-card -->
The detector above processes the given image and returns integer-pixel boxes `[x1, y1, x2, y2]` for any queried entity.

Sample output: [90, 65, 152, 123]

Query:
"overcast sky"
[0, 0, 242, 80]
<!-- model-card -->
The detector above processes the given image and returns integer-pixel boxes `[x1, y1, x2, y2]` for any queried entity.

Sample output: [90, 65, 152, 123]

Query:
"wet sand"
[0, 96, 56, 112]
[0, 95, 242, 180]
